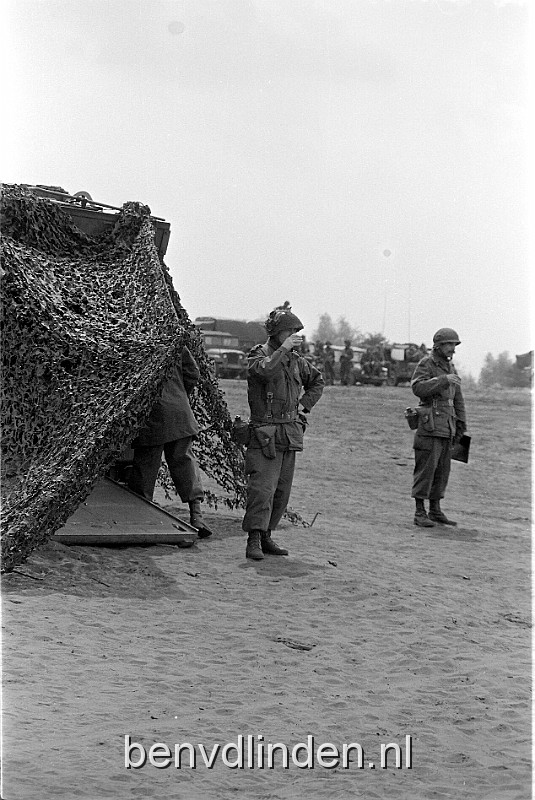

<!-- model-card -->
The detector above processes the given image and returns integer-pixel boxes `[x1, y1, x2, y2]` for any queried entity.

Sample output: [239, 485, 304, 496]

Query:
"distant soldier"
[299, 337, 310, 356]
[410, 328, 467, 528]
[360, 348, 373, 376]
[323, 341, 336, 385]
[313, 340, 323, 362]
[339, 339, 354, 385]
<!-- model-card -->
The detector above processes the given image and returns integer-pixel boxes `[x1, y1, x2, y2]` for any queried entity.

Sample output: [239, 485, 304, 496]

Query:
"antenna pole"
[408, 282, 412, 342]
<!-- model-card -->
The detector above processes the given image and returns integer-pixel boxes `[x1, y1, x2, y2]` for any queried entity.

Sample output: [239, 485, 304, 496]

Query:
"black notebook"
[452, 434, 471, 464]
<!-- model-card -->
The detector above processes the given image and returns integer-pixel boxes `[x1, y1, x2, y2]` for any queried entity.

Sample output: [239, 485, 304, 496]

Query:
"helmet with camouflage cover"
[265, 301, 303, 337]
[433, 328, 461, 346]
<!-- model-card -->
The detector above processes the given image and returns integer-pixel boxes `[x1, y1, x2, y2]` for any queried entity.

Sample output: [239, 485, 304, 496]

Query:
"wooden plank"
[53, 478, 198, 546]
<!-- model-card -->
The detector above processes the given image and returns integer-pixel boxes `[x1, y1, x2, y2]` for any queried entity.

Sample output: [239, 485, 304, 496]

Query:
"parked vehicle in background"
[195, 328, 247, 379]
[194, 317, 265, 353]
[386, 343, 427, 386]
[353, 346, 390, 386]
[515, 351, 534, 387]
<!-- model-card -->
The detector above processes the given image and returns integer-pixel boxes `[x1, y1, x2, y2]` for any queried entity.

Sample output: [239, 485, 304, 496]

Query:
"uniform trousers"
[411, 435, 452, 500]
[242, 447, 296, 533]
[128, 436, 203, 502]
[324, 362, 335, 385]
[340, 363, 352, 385]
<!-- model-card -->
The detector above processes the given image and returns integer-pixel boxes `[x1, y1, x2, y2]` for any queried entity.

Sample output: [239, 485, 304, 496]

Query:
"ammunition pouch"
[416, 405, 435, 433]
[410, 398, 455, 435]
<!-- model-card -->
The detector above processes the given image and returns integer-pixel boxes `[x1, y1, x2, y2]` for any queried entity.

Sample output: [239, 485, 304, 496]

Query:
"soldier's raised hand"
[281, 333, 304, 351]
[446, 373, 462, 385]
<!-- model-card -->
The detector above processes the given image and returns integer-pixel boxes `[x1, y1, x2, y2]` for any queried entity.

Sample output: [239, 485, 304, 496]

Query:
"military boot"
[414, 498, 435, 528]
[428, 500, 457, 526]
[189, 500, 214, 539]
[246, 530, 264, 560]
[261, 530, 289, 555]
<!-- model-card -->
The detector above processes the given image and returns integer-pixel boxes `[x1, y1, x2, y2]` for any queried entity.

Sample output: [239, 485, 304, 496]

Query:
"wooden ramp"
[53, 478, 198, 546]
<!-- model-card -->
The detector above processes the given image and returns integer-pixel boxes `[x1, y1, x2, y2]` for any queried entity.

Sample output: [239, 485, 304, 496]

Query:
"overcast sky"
[1, 0, 532, 377]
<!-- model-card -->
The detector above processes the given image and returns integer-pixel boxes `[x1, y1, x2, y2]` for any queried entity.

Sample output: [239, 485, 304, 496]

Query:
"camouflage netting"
[0, 184, 246, 572]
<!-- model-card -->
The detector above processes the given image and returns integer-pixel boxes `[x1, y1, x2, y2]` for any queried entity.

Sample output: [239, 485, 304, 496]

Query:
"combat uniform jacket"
[340, 346, 354, 364]
[246, 340, 324, 452]
[411, 351, 466, 440]
[323, 347, 335, 365]
[133, 346, 200, 446]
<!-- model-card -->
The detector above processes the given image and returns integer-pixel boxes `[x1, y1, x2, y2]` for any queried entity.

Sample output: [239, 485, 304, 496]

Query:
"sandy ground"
[1, 382, 532, 800]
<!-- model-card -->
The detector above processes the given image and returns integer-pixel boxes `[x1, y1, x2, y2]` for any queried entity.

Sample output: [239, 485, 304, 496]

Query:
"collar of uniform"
[431, 348, 452, 371]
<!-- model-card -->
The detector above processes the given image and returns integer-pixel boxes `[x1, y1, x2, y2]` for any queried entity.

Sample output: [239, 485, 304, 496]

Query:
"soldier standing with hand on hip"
[241, 302, 324, 560]
[410, 328, 467, 528]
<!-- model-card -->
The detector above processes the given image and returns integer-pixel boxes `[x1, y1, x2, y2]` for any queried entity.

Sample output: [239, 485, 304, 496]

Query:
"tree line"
[310, 313, 532, 388]
[311, 313, 388, 350]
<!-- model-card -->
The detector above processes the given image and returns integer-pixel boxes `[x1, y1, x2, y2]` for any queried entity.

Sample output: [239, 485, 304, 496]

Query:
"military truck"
[194, 317, 265, 353]
[193, 317, 268, 379]
[194, 327, 247, 379]
[386, 343, 427, 386]
[26, 185, 171, 258]
[352, 346, 390, 386]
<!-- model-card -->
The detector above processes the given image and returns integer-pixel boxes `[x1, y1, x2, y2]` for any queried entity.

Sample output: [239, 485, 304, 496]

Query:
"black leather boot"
[246, 530, 264, 560]
[414, 498, 435, 528]
[428, 500, 457, 526]
[261, 530, 289, 555]
[189, 500, 214, 538]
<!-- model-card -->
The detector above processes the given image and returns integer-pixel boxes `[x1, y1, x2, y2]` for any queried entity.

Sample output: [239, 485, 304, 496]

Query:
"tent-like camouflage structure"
[0, 184, 246, 572]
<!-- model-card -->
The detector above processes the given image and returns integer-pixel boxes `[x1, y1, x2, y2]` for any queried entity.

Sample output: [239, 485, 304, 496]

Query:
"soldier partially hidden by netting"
[0, 184, 246, 571]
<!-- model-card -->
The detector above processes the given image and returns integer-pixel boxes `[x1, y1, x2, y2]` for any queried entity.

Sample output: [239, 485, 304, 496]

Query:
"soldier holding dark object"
[410, 328, 467, 528]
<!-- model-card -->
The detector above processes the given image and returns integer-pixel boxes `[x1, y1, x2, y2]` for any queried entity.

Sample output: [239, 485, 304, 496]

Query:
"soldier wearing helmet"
[323, 341, 336, 385]
[241, 302, 324, 560]
[339, 339, 354, 385]
[410, 327, 467, 527]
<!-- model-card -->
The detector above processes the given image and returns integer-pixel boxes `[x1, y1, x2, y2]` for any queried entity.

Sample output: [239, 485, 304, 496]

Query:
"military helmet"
[265, 302, 303, 336]
[433, 328, 461, 345]
[325, 340, 332, 346]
